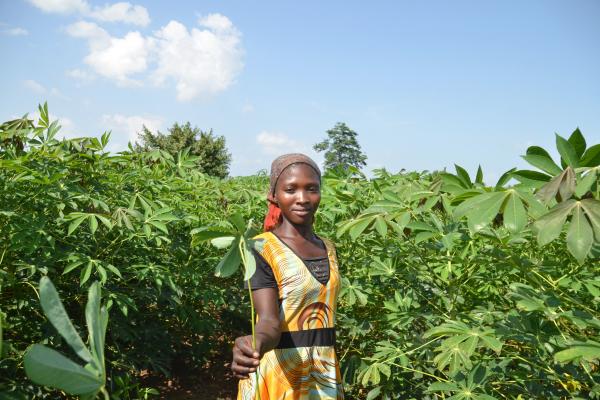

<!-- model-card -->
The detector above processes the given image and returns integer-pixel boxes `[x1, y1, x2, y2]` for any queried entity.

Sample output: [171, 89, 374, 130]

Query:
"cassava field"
[1, 105, 599, 399]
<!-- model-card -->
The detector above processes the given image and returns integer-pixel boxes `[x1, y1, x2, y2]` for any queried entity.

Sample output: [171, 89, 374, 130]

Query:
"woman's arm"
[231, 287, 280, 379]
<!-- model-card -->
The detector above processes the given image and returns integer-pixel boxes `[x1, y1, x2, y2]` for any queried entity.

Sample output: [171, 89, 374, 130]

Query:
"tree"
[136, 122, 232, 178]
[313, 122, 367, 172]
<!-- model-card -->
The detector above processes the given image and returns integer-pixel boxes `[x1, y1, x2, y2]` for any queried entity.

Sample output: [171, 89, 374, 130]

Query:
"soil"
[141, 358, 238, 400]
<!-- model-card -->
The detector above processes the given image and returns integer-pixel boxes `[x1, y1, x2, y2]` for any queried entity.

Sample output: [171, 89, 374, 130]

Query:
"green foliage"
[136, 122, 232, 178]
[24, 277, 107, 398]
[314, 122, 368, 171]
[1, 106, 599, 399]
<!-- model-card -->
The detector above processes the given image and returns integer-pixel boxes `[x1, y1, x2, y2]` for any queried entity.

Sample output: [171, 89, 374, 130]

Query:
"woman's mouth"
[292, 209, 311, 216]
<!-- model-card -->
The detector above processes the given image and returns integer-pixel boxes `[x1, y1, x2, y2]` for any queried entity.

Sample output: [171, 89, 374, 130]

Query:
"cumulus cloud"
[23, 80, 69, 99]
[88, 3, 150, 26]
[102, 113, 163, 144]
[27, 0, 150, 26]
[66, 21, 151, 86]
[2, 27, 29, 36]
[66, 68, 95, 83]
[27, 0, 88, 14]
[256, 131, 308, 156]
[152, 14, 244, 101]
[24, 79, 46, 94]
[65, 14, 244, 100]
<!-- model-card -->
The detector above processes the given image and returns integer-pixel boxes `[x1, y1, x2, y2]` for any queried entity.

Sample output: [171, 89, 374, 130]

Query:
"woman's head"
[263, 154, 321, 231]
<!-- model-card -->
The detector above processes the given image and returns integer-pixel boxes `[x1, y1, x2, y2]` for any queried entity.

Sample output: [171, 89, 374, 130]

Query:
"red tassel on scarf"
[263, 202, 282, 232]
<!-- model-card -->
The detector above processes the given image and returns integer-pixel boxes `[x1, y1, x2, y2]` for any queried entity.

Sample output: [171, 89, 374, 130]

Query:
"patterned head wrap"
[263, 153, 321, 231]
[269, 153, 321, 196]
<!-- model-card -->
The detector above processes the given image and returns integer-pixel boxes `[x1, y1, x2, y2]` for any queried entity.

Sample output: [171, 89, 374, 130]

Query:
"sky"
[1, 0, 599, 180]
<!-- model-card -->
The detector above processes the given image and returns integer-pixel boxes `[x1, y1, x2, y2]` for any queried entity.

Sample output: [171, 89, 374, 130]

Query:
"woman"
[232, 153, 344, 399]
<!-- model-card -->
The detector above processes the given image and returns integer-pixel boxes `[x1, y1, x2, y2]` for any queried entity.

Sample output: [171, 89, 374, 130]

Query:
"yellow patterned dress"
[238, 231, 344, 400]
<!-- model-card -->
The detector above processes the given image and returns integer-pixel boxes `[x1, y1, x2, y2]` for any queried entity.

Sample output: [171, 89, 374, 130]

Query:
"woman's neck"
[273, 219, 315, 241]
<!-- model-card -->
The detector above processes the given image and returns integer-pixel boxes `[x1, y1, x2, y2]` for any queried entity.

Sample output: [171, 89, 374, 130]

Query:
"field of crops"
[1, 106, 599, 399]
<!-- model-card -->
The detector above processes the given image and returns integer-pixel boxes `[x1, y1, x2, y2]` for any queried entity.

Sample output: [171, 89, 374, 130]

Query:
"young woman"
[232, 153, 344, 399]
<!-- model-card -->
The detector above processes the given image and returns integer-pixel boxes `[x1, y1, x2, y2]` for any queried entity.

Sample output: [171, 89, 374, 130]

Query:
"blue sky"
[1, 1, 599, 180]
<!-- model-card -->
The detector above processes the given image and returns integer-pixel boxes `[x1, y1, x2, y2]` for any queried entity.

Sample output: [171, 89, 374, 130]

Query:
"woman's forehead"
[277, 163, 320, 182]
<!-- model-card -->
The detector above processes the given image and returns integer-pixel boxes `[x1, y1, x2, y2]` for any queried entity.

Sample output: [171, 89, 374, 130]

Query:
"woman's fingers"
[235, 335, 260, 358]
[231, 360, 257, 375]
[233, 347, 260, 368]
[232, 335, 262, 380]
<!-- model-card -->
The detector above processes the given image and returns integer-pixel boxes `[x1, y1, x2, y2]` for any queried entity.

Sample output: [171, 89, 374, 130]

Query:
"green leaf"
[556, 133, 579, 168]
[454, 164, 472, 187]
[215, 237, 241, 277]
[81, 262, 93, 286]
[105, 264, 122, 278]
[68, 216, 87, 236]
[466, 192, 507, 233]
[537, 167, 576, 203]
[479, 334, 503, 353]
[495, 167, 516, 188]
[427, 382, 460, 392]
[228, 213, 246, 233]
[88, 216, 98, 235]
[580, 144, 600, 167]
[521, 154, 562, 176]
[554, 340, 600, 363]
[85, 282, 105, 373]
[366, 386, 382, 400]
[581, 199, 600, 240]
[533, 200, 577, 246]
[349, 215, 376, 240]
[39, 277, 92, 363]
[95, 215, 112, 230]
[23, 344, 102, 395]
[475, 165, 483, 184]
[566, 205, 594, 264]
[568, 128, 586, 158]
[242, 239, 257, 281]
[211, 236, 235, 249]
[511, 170, 551, 185]
[575, 170, 597, 198]
[503, 191, 527, 233]
[148, 220, 168, 234]
[373, 216, 388, 238]
[191, 228, 235, 243]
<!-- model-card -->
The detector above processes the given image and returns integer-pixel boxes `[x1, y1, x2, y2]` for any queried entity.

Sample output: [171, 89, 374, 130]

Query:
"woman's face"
[274, 163, 321, 227]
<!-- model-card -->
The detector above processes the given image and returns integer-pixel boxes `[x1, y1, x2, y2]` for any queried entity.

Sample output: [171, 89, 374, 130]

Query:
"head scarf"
[263, 153, 321, 231]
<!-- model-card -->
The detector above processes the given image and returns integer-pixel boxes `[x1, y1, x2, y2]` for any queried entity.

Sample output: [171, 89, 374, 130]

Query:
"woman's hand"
[231, 335, 262, 379]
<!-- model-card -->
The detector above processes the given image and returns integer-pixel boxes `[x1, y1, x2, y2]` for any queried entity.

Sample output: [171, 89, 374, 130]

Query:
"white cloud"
[102, 113, 163, 144]
[88, 2, 150, 27]
[27, 0, 88, 14]
[242, 103, 254, 114]
[3, 27, 28, 36]
[152, 15, 244, 101]
[27, 0, 150, 26]
[256, 131, 308, 156]
[66, 68, 95, 83]
[23, 80, 70, 100]
[24, 79, 46, 94]
[65, 14, 244, 100]
[66, 21, 151, 86]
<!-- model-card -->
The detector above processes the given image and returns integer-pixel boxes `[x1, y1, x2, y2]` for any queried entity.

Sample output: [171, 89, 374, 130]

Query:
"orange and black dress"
[238, 231, 344, 400]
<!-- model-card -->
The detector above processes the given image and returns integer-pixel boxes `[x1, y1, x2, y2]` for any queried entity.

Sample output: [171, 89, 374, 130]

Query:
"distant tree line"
[136, 121, 368, 178]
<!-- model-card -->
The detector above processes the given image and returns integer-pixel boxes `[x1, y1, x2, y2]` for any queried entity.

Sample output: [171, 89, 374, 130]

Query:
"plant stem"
[240, 239, 261, 400]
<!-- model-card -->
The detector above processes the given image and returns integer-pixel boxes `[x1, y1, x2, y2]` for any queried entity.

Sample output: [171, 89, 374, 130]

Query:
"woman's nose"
[296, 190, 309, 203]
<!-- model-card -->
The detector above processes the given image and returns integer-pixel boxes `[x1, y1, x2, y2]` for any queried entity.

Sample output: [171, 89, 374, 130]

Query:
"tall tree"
[136, 122, 232, 178]
[313, 122, 367, 171]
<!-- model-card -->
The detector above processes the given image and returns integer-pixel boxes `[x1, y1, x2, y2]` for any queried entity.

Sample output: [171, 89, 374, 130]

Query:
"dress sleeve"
[243, 249, 277, 290]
